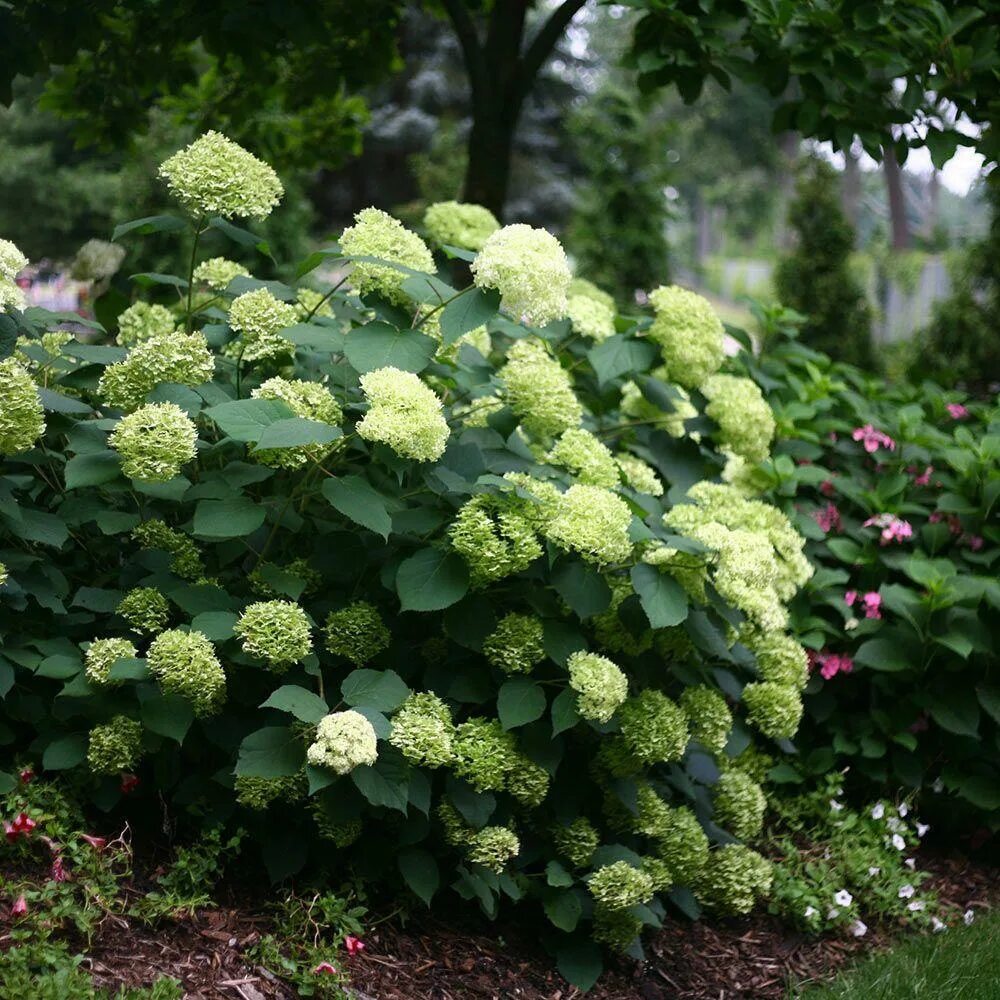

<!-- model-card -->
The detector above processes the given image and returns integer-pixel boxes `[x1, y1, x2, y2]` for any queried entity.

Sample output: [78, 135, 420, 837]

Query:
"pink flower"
[852, 424, 896, 453]
[820, 479, 836, 497]
[11, 895, 27, 917]
[862, 592, 882, 619]
[313, 962, 338, 975]
[912, 465, 933, 487]
[120, 773, 140, 795]
[81, 834, 107, 852]
[844, 590, 858, 606]
[965, 534, 984, 552]
[5, 812, 37, 842]
[946, 403, 969, 420]
[814, 651, 854, 681]
[863, 514, 912, 545]
[50, 856, 68, 882]
[344, 935, 365, 956]
[813, 503, 842, 533]
[829, 432, 839, 443]
[19, 768, 34, 784]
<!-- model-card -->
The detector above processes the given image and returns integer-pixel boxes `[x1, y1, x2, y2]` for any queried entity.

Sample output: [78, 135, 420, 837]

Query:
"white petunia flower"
[868, 866, 881, 877]
[804, 905, 818, 919]
[916, 822, 929, 837]
[899, 884, 915, 899]
[849, 919, 868, 937]
[830, 800, 844, 812]
[908, 900, 925, 912]
[932, 778, 944, 793]
[931, 917, 947, 933]
[964, 909, 975, 925]
[905, 858, 916, 870]
[892, 833, 906, 851]
[871, 802, 885, 820]
[899, 803, 909, 817]
[827, 908, 840, 920]
[834, 889, 853, 907]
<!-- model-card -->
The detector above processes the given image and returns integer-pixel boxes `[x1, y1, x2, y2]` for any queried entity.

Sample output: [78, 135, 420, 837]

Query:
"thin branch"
[440, 0, 487, 100]
[517, 0, 589, 105]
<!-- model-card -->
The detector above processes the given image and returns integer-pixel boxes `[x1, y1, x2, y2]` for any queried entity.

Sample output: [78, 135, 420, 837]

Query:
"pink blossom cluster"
[852, 424, 896, 453]
[908, 465, 933, 487]
[845, 590, 882, 619]
[863, 513, 913, 544]
[810, 650, 854, 681]
[946, 403, 969, 420]
[812, 502, 842, 533]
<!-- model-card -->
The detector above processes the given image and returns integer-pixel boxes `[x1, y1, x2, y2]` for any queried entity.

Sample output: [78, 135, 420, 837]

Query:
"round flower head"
[483, 613, 545, 674]
[313, 811, 363, 848]
[323, 602, 390, 665]
[450, 494, 543, 587]
[551, 817, 600, 869]
[117, 587, 171, 634]
[451, 717, 518, 792]
[634, 783, 673, 839]
[158, 131, 283, 220]
[251, 376, 343, 469]
[742, 681, 803, 741]
[307, 710, 378, 775]
[0, 563, 8, 587]
[234, 772, 306, 810]
[621, 376, 697, 438]
[696, 844, 772, 915]
[616, 453, 664, 496]
[227, 287, 298, 363]
[647, 285, 724, 389]
[545, 485, 633, 565]
[390, 692, 455, 768]
[498, 338, 582, 438]
[567, 293, 616, 341]
[546, 428, 619, 488]
[87, 715, 142, 775]
[356, 367, 449, 462]
[589, 861, 654, 911]
[567, 651, 628, 723]
[115, 301, 175, 347]
[680, 686, 733, 755]
[108, 402, 197, 482]
[0, 359, 45, 454]
[192, 257, 250, 290]
[235, 600, 312, 670]
[702, 374, 775, 464]
[132, 520, 205, 581]
[568, 276, 616, 313]
[0, 280, 26, 312]
[99, 332, 214, 411]
[507, 758, 550, 807]
[146, 629, 226, 717]
[85, 637, 139, 687]
[15, 330, 73, 367]
[593, 907, 644, 951]
[0, 238, 28, 281]
[744, 629, 809, 690]
[467, 826, 520, 873]
[657, 805, 710, 885]
[339, 207, 434, 305]
[71, 239, 126, 282]
[619, 690, 689, 765]
[713, 769, 766, 840]
[471, 224, 570, 326]
[423, 201, 500, 251]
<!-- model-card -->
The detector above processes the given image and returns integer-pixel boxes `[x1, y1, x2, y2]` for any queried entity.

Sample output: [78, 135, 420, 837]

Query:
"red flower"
[50, 857, 68, 882]
[11, 895, 27, 917]
[344, 935, 365, 956]
[5, 812, 37, 841]
[852, 424, 896, 453]
[81, 834, 107, 852]
[819, 479, 836, 498]
[19, 768, 34, 784]
[312, 962, 338, 975]
[120, 773, 140, 795]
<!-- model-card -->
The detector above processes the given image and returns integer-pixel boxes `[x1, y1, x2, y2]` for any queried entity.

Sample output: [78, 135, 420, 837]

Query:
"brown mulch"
[5, 852, 998, 1000]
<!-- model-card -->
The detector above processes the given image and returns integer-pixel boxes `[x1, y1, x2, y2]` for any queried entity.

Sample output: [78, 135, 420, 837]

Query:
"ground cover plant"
[0, 131, 825, 990]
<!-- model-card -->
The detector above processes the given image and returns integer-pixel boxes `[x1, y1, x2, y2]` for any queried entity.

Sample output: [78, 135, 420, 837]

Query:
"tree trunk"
[925, 169, 940, 240]
[883, 145, 911, 250]
[842, 146, 861, 234]
[775, 131, 799, 250]
[464, 111, 518, 216]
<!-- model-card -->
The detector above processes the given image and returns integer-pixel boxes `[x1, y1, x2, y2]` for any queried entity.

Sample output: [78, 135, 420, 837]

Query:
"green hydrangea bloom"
[566, 293, 615, 341]
[109, 402, 197, 481]
[423, 201, 500, 251]
[227, 287, 298, 362]
[498, 338, 582, 438]
[313, 809, 363, 847]
[616, 453, 664, 496]
[642, 856, 673, 892]
[589, 861, 654, 911]
[449, 494, 543, 587]
[483, 613, 545, 674]
[389, 692, 455, 768]
[551, 817, 600, 869]
[116, 588, 170, 634]
[192, 257, 250, 290]
[340, 207, 434, 305]
[696, 844, 772, 915]
[619, 690, 689, 765]
[742, 681, 803, 740]
[323, 602, 390, 665]
[634, 783, 672, 839]
[713, 769, 767, 840]
[307, 710, 378, 775]
[452, 717, 518, 792]
[546, 428, 619, 487]
[0, 563, 8, 587]
[234, 772, 307, 810]
[235, 600, 312, 669]
[0, 358, 45, 454]
[702, 373, 775, 464]
[621, 376, 697, 439]
[567, 276, 615, 312]
[85, 637, 139, 687]
[545, 485, 633, 565]
[88, 716, 143, 775]
[467, 826, 520, 873]
[743, 628, 809, 690]
[356, 367, 449, 462]
[0, 280, 25, 312]
[249, 376, 343, 470]
[507, 758, 550, 807]
[0, 238, 28, 281]
[679, 686, 733, 755]
[158, 131, 283, 220]
[592, 905, 644, 951]
[71, 239, 125, 281]
[647, 285, 724, 389]
[656, 805, 709, 885]
[567, 651, 628, 723]
[116, 301, 175, 347]
[147, 629, 226, 717]
[131, 519, 206, 581]
[99, 332, 214, 411]
[437, 800, 470, 847]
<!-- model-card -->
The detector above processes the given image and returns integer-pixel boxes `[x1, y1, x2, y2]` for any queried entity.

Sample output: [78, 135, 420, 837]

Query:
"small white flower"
[868, 866, 881, 877]
[871, 802, 885, 820]
[905, 858, 916, 870]
[887, 816, 902, 832]
[804, 905, 819, 919]
[828, 907, 840, 920]
[899, 803, 909, 817]
[849, 919, 868, 937]
[830, 799, 845, 812]
[964, 909, 975, 926]
[898, 884, 915, 899]
[892, 833, 906, 851]
[845, 617, 859, 630]
[916, 822, 929, 837]
[834, 889, 853, 907]
[931, 917, 947, 933]
[908, 900, 925, 912]
[932, 778, 944, 793]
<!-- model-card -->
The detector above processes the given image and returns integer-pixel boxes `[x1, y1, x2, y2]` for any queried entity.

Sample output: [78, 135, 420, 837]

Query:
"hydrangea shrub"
[0, 134, 813, 985]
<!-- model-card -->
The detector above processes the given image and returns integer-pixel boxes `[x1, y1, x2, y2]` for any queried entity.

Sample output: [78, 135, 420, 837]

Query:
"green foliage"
[774, 158, 874, 365]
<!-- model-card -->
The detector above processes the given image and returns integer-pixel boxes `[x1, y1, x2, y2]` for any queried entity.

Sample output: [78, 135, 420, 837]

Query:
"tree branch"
[440, 0, 487, 101]
[516, 0, 589, 104]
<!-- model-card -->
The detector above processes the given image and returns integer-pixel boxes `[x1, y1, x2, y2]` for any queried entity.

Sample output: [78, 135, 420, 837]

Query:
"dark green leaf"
[141, 694, 194, 743]
[545, 889, 583, 932]
[112, 215, 187, 240]
[204, 398, 295, 442]
[253, 418, 342, 451]
[65, 451, 121, 489]
[551, 561, 612, 619]
[236, 726, 306, 778]
[630, 563, 688, 628]
[440, 287, 501, 345]
[43, 734, 87, 771]
[556, 940, 603, 992]
[551, 687, 581, 736]
[260, 685, 329, 723]
[351, 753, 410, 813]
[497, 678, 547, 730]
[344, 321, 437, 374]
[588, 335, 658, 385]
[322, 475, 393, 539]
[396, 549, 469, 612]
[341, 669, 410, 713]
[193, 498, 265, 538]
[398, 848, 440, 906]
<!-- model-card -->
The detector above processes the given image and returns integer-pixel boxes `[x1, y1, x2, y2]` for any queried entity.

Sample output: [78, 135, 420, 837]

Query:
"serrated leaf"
[439, 287, 500, 345]
[190, 611, 238, 641]
[236, 726, 306, 778]
[193, 498, 265, 538]
[322, 475, 393, 539]
[260, 685, 329, 723]
[341, 669, 410, 713]
[556, 940, 603, 992]
[399, 848, 440, 906]
[141, 694, 194, 743]
[253, 418, 342, 451]
[65, 451, 121, 489]
[396, 548, 469, 612]
[551, 560, 612, 619]
[630, 563, 688, 628]
[497, 678, 547, 730]
[551, 687, 581, 736]
[588, 335, 658, 385]
[344, 321, 437, 374]
[853, 637, 914, 672]
[351, 753, 410, 813]
[545, 889, 583, 932]
[43, 734, 87, 771]
[204, 398, 295, 442]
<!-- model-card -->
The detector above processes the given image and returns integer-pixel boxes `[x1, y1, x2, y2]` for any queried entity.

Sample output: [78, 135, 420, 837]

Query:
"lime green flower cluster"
[646, 285, 725, 389]
[193, 257, 249, 290]
[423, 201, 500, 251]
[147, 629, 226, 717]
[72, 239, 125, 282]
[742, 681, 804, 741]
[589, 861, 654, 910]
[234, 772, 306, 810]
[0, 238, 27, 311]
[340, 207, 434, 305]
[616, 453, 663, 496]
[0, 358, 45, 454]
[696, 844, 773, 915]
[15, 330, 73, 367]
[450, 717, 543, 796]
[545, 485, 633, 565]
[449, 494, 543, 586]
[498, 338, 582, 438]
[85, 637, 138, 687]
[389, 692, 455, 768]
[471, 224, 571, 326]
[323, 601, 390, 665]
[621, 377, 696, 438]
[507, 759, 551, 807]
[483, 613, 545, 674]
[619, 690, 689, 765]
[713, 769, 767, 839]
[227, 287, 297, 362]
[546, 428, 619, 487]
[313, 810, 363, 848]
[702, 373, 775, 464]
[131, 519, 206, 581]
[567, 651, 628, 722]
[593, 908, 644, 950]
[680, 685, 733, 755]
[566, 293, 615, 341]
[99, 332, 214, 411]
[109, 402, 197, 481]
[0, 563, 8, 587]
[551, 817, 600, 869]
[235, 600, 312, 669]
[250, 376, 342, 469]
[567, 276, 615, 312]
[467, 826, 521, 873]
[307, 710, 378, 775]
[116, 587, 171, 634]
[115, 301, 175, 346]
[656, 804, 710, 886]
[356, 367, 449, 462]
[87, 715, 143, 774]
[158, 131, 283, 220]
[743, 628, 809, 690]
